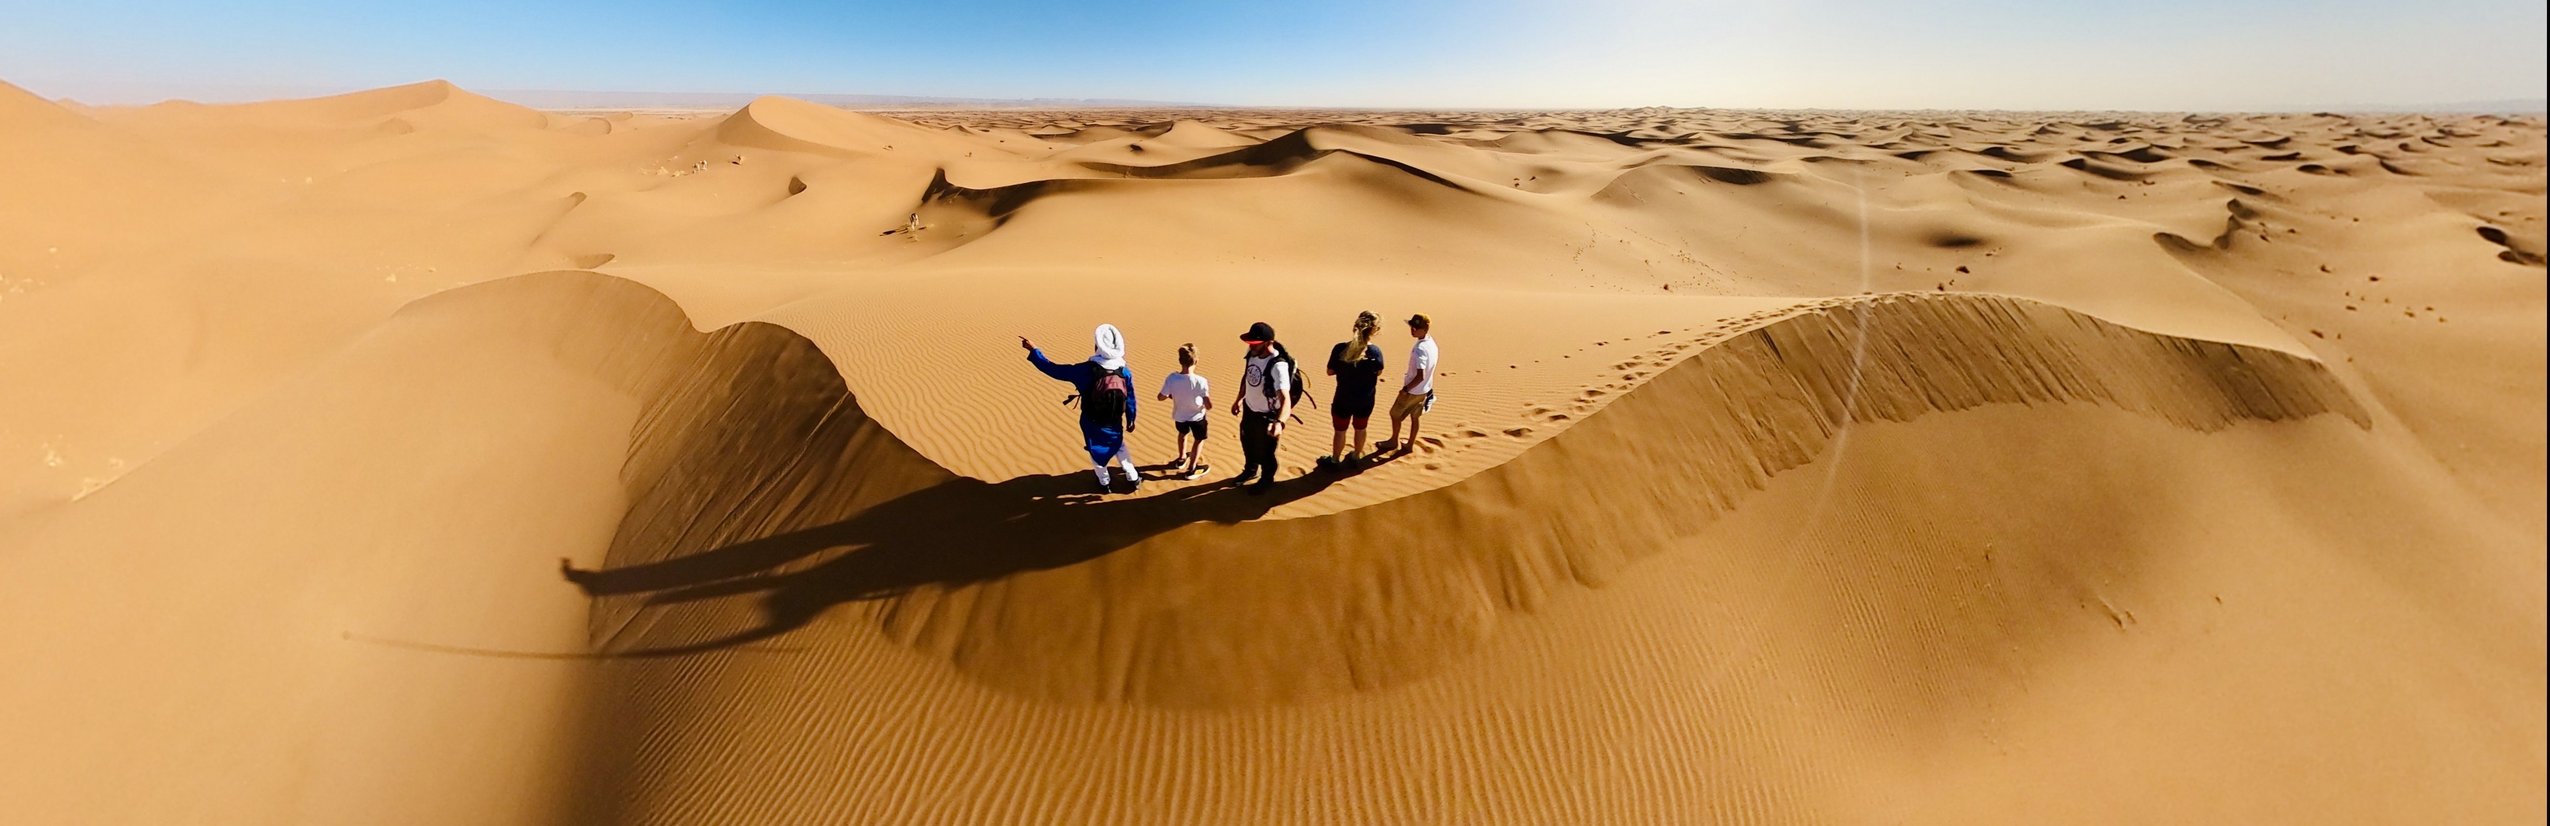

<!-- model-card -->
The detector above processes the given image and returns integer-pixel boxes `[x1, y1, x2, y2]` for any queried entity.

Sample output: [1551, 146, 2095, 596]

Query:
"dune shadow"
[562, 468, 1341, 657]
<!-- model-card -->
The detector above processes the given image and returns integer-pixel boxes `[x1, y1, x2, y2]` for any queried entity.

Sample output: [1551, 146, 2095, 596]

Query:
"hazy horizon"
[3, 0, 2545, 111]
[12, 78, 2550, 116]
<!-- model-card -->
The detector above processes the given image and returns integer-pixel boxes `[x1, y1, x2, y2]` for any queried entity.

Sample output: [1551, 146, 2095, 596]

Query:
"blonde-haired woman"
[1320, 311, 1387, 469]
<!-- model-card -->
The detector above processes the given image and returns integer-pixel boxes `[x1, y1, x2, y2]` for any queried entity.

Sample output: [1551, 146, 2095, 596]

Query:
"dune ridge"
[0, 80, 93, 129]
[573, 285, 2366, 707]
[551, 286, 2521, 825]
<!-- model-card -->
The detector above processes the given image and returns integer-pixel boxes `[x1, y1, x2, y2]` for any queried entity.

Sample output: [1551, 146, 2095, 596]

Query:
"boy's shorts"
[1391, 391, 1428, 418]
[1331, 413, 1369, 431]
[1175, 419, 1210, 440]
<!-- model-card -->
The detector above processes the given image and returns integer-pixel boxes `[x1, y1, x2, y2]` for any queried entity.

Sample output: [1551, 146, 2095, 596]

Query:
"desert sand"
[1, 79, 2543, 823]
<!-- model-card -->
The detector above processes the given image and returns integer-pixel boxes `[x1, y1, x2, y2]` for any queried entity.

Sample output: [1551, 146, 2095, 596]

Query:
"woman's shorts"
[1175, 419, 1210, 440]
[1331, 413, 1369, 431]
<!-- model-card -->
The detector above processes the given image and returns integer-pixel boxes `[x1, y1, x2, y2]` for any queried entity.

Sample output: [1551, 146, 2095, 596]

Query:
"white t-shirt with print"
[1402, 336, 1439, 395]
[1242, 354, 1292, 414]
[1158, 372, 1211, 422]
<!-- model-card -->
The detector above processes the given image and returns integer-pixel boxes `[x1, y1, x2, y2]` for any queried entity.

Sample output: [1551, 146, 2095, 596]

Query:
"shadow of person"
[563, 466, 1341, 657]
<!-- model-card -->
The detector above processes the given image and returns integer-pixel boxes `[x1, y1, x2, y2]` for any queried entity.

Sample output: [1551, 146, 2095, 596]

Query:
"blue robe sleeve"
[1027, 348, 1083, 383]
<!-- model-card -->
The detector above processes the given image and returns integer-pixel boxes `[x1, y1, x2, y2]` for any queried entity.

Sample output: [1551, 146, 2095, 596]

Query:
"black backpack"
[1255, 343, 1314, 412]
[1080, 362, 1130, 425]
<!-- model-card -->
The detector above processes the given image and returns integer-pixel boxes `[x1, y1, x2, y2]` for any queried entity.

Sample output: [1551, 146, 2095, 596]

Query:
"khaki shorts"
[1390, 391, 1428, 418]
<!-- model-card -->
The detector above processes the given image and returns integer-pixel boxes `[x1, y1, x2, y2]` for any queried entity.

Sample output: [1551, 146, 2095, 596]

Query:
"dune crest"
[711, 95, 947, 157]
[572, 290, 2368, 707]
[0, 80, 94, 130]
[190, 78, 552, 129]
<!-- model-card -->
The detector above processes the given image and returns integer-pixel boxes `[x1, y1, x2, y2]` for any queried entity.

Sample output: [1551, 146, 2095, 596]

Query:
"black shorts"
[1175, 419, 1210, 440]
[1329, 396, 1376, 420]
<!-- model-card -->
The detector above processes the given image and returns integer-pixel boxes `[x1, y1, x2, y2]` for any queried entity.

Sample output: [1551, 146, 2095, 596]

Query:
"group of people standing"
[1021, 312, 1441, 495]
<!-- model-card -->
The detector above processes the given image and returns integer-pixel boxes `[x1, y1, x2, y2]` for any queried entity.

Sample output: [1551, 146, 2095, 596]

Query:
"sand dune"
[2, 79, 95, 129]
[1, 81, 2542, 824]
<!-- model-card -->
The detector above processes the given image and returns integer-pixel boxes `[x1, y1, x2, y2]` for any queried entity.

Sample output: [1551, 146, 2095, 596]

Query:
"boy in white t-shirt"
[1386, 313, 1439, 457]
[1156, 343, 1214, 480]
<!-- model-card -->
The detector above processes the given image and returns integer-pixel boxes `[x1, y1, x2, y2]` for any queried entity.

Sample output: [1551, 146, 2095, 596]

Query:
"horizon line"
[23, 77, 2550, 117]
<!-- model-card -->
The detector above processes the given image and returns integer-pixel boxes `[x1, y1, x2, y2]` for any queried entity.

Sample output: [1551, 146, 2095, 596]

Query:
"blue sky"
[2, 0, 2543, 109]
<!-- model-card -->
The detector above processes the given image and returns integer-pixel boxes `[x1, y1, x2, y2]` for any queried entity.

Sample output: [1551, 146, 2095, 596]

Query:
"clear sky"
[2, 0, 2543, 110]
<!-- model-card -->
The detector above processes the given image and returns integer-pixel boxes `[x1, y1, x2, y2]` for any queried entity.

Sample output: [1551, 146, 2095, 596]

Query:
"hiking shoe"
[1343, 450, 1363, 465]
[1315, 455, 1337, 470]
[1246, 479, 1273, 495]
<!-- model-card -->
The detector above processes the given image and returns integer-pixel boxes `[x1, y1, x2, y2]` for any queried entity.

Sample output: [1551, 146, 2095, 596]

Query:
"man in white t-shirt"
[1385, 313, 1438, 457]
[1228, 321, 1293, 493]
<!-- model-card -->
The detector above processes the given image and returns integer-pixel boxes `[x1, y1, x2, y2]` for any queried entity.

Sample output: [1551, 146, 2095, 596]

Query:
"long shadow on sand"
[562, 468, 1344, 657]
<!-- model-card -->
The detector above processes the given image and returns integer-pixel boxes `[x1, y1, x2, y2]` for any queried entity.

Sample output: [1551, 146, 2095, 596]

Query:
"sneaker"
[1183, 463, 1211, 481]
[1095, 477, 1114, 494]
[1315, 455, 1338, 470]
[1343, 450, 1363, 466]
[1246, 479, 1273, 495]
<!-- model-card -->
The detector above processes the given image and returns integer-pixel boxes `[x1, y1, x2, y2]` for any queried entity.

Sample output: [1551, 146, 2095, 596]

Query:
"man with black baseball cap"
[1228, 321, 1294, 493]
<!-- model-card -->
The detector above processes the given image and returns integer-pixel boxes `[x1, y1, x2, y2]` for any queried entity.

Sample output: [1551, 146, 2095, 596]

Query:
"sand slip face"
[0, 81, 2542, 823]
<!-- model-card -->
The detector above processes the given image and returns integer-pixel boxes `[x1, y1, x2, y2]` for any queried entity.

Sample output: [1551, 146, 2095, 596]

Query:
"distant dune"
[1, 80, 2542, 824]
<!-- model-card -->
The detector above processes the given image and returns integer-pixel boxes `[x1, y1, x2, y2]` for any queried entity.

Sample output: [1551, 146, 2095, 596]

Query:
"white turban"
[1091, 323, 1126, 371]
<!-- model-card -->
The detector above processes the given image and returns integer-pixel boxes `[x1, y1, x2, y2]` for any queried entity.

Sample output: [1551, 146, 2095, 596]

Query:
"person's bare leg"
[1405, 410, 1424, 453]
[1352, 423, 1369, 457]
[1331, 427, 1348, 461]
[1384, 409, 1405, 453]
